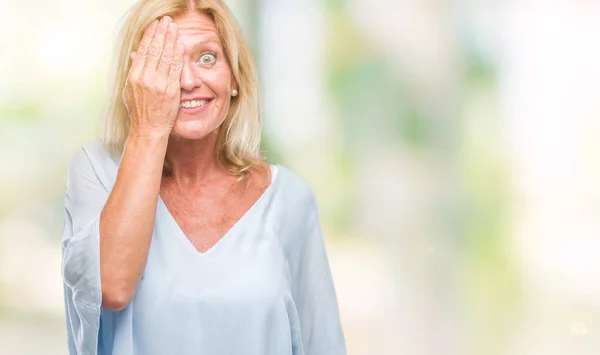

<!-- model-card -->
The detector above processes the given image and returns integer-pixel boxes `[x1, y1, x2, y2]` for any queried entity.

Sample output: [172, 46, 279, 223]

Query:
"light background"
[1, 0, 600, 354]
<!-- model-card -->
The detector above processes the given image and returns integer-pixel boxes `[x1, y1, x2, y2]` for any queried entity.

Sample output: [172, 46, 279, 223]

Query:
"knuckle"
[158, 63, 171, 73]
[140, 77, 153, 89]
[148, 45, 161, 57]
[151, 82, 165, 93]
[170, 62, 183, 72]
[126, 76, 139, 86]
[161, 53, 173, 64]
[137, 44, 149, 55]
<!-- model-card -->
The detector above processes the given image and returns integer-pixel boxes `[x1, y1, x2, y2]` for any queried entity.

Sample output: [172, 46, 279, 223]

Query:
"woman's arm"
[61, 15, 184, 354]
[285, 181, 347, 355]
[62, 16, 184, 313]
[99, 15, 184, 311]
[98, 134, 167, 310]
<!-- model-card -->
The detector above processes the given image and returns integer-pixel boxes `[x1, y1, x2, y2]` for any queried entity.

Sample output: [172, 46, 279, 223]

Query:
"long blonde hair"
[101, 0, 264, 180]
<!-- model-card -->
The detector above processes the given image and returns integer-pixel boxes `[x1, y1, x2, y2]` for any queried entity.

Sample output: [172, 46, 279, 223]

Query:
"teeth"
[180, 99, 209, 109]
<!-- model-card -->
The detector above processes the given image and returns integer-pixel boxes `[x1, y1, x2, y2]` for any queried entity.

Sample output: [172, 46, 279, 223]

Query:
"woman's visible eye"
[199, 52, 217, 65]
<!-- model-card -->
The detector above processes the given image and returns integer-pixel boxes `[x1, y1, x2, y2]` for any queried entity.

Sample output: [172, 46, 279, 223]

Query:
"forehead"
[172, 11, 220, 47]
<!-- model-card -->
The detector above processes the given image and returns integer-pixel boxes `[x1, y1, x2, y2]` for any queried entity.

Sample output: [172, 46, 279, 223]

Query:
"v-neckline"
[157, 164, 278, 256]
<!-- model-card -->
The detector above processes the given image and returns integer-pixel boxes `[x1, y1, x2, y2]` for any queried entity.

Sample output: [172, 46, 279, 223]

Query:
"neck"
[163, 130, 222, 187]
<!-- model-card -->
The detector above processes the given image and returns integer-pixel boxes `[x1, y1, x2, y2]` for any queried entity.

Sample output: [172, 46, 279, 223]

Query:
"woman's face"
[170, 11, 237, 140]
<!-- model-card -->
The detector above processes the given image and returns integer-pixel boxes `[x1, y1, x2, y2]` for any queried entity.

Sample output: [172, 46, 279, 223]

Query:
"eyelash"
[198, 52, 217, 65]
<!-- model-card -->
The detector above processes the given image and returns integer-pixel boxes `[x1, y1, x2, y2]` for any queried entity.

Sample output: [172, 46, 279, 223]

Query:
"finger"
[130, 20, 158, 78]
[137, 19, 158, 57]
[157, 22, 177, 77]
[130, 51, 137, 61]
[144, 16, 172, 72]
[168, 37, 184, 84]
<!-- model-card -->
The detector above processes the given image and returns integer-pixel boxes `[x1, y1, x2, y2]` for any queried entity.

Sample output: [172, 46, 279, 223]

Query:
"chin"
[170, 118, 222, 140]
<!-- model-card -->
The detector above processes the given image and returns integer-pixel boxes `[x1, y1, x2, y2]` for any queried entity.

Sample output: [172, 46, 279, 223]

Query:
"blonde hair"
[101, 0, 264, 180]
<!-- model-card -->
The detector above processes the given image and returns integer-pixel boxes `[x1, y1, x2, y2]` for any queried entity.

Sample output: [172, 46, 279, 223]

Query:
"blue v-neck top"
[61, 141, 346, 355]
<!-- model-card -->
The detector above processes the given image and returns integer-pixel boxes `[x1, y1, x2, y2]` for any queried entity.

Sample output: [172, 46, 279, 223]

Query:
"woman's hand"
[123, 16, 184, 139]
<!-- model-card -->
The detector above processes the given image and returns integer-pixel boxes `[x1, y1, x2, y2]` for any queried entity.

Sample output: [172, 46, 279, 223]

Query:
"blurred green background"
[2, 0, 600, 354]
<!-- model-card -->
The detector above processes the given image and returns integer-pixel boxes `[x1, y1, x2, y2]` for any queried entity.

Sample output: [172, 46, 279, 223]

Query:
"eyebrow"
[191, 39, 221, 51]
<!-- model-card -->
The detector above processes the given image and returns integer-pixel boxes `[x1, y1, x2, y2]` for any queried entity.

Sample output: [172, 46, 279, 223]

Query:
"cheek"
[200, 65, 232, 94]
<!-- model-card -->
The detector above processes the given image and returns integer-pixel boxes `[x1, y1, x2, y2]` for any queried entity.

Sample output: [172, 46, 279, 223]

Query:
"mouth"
[178, 98, 214, 114]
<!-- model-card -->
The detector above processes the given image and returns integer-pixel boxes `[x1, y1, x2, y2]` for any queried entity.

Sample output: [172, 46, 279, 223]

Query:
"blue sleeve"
[288, 187, 347, 355]
[61, 147, 108, 355]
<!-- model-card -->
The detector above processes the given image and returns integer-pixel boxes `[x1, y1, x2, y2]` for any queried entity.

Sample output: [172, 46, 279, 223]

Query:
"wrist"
[128, 125, 171, 143]
[126, 129, 170, 154]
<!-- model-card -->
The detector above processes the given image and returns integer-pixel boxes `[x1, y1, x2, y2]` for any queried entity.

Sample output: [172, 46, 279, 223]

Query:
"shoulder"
[68, 141, 117, 167]
[67, 141, 120, 191]
[270, 165, 323, 251]
[271, 164, 319, 213]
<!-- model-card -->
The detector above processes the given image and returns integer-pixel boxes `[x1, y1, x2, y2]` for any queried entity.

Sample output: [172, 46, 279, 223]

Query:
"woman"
[60, 1, 346, 354]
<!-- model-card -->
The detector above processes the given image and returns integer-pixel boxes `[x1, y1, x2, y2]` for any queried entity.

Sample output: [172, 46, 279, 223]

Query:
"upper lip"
[180, 97, 213, 102]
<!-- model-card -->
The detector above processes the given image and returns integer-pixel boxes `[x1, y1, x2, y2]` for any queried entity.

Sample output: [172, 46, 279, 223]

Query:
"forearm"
[99, 132, 168, 310]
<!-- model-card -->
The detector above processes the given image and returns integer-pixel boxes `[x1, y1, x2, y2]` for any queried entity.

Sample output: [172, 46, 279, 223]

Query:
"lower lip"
[178, 99, 213, 114]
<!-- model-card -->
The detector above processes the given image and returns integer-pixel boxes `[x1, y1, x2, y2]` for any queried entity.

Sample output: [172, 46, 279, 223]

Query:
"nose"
[179, 57, 201, 92]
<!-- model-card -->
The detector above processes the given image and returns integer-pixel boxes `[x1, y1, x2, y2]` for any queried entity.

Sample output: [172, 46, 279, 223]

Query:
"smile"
[179, 99, 210, 109]
[178, 98, 214, 114]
